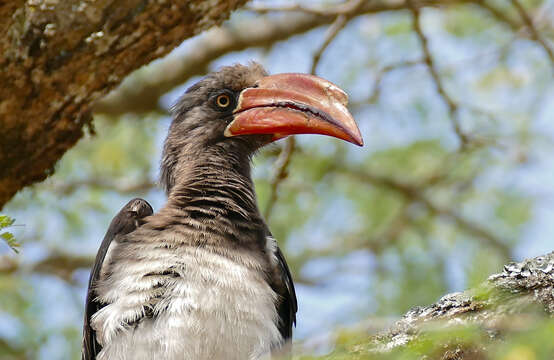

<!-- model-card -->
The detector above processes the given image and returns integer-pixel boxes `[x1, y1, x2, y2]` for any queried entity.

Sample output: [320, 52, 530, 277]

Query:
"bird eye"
[216, 94, 231, 108]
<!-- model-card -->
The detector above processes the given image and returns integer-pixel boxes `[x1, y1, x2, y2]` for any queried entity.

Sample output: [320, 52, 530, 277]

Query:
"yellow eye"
[216, 94, 231, 108]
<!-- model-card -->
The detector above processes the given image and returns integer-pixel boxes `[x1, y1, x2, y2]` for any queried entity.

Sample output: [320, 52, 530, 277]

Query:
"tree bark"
[367, 251, 554, 358]
[0, 0, 245, 209]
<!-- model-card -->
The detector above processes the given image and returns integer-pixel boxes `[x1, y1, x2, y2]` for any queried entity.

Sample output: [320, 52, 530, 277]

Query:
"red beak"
[224, 73, 363, 146]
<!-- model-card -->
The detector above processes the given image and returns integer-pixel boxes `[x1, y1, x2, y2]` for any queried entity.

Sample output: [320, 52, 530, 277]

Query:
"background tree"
[1, 0, 554, 359]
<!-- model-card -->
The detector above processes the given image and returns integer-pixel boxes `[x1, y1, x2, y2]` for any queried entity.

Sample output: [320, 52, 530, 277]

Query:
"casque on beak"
[224, 73, 363, 146]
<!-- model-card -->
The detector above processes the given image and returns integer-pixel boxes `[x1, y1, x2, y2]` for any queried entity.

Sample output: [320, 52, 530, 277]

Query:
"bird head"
[161, 62, 363, 193]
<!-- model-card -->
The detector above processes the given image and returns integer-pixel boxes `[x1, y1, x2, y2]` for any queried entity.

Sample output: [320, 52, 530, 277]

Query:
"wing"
[82, 198, 153, 360]
[265, 234, 298, 346]
[274, 245, 297, 340]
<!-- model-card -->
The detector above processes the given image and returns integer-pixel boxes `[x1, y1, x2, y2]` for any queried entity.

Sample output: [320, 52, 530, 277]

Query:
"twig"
[476, 1, 522, 31]
[350, 59, 423, 108]
[510, 0, 554, 66]
[311, 15, 349, 74]
[310, 0, 365, 74]
[407, 0, 469, 147]
[266, 2, 365, 221]
[265, 2, 361, 217]
[350, 33, 521, 109]
[264, 137, 296, 220]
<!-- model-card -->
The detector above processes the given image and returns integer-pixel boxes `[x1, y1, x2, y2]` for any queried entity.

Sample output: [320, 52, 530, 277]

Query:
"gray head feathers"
[160, 63, 268, 194]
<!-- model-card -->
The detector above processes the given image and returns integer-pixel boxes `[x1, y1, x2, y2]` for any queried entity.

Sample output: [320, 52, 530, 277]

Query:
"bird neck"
[165, 145, 266, 236]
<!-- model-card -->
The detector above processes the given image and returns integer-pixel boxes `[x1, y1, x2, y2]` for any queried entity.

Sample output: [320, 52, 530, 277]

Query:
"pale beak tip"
[223, 125, 233, 138]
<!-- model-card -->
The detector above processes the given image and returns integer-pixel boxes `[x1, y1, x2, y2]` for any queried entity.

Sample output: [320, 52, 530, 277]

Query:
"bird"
[82, 62, 363, 360]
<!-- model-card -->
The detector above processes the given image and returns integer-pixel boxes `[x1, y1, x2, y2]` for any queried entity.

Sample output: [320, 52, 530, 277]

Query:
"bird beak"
[224, 73, 363, 146]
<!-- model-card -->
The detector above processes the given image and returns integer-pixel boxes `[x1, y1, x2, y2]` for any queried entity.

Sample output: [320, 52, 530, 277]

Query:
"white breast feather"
[91, 243, 282, 360]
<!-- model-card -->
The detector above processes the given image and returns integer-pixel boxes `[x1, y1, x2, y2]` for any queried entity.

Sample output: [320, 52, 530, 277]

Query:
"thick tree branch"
[368, 252, 554, 357]
[0, 0, 246, 209]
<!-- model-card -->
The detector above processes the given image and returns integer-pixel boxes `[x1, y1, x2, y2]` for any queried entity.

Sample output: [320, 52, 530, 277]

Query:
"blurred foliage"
[300, 318, 554, 360]
[1, 0, 554, 358]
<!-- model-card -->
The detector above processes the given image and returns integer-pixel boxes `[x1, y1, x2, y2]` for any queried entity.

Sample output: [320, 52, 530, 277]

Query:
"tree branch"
[407, 0, 469, 147]
[309, 0, 365, 74]
[510, 0, 554, 65]
[0, 253, 92, 283]
[94, 0, 479, 117]
[335, 166, 512, 259]
[368, 251, 554, 356]
[247, 0, 374, 17]
[350, 59, 423, 108]
[475, 1, 522, 32]
[48, 178, 157, 195]
[265, 0, 369, 224]
[94, 12, 337, 116]
[264, 137, 296, 221]
[247, 0, 478, 16]
[0, 0, 247, 209]
[310, 15, 350, 75]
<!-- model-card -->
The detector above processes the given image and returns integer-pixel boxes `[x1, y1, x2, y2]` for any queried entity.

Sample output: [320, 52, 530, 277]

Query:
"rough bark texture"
[0, 0, 246, 209]
[368, 251, 554, 358]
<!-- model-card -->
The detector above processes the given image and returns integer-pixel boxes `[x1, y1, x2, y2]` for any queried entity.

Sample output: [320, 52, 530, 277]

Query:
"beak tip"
[348, 130, 364, 147]
[352, 137, 364, 147]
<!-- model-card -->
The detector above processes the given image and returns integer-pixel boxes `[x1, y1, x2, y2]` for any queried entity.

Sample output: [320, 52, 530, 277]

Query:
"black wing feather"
[82, 198, 153, 360]
[274, 245, 298, 340]
[264, 228, 298, 347]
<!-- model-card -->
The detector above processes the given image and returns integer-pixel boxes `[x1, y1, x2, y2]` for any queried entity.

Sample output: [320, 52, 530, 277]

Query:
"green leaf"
[0, 215, 19, 253]
[0, 215, 15, 229]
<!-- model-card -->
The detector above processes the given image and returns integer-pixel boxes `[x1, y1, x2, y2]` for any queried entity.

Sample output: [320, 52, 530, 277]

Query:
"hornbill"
[82, 63, 363, 360]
